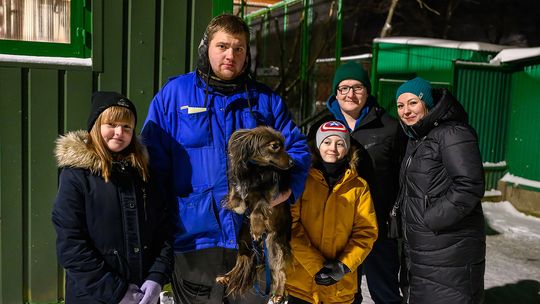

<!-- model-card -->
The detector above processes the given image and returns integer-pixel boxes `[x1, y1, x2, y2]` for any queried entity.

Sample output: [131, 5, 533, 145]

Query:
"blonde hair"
[87, 106, 149, 182]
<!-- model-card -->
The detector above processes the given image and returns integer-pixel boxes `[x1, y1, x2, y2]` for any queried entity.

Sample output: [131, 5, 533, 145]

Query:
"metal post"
[300, 0, 312, 121]
[335, 0, 343, 68]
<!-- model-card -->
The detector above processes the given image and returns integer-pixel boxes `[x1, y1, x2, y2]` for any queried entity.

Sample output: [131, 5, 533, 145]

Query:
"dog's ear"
[228, 129, 254, 176]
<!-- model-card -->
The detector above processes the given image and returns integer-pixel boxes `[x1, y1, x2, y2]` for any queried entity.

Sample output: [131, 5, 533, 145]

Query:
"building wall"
[505, 63, 540, 181]
[0, 0, 219, 302]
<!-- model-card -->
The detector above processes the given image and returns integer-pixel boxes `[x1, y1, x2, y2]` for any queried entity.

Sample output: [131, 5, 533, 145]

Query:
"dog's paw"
[232, 203, 247, 214]
[268, 295, 285, 304]
[216, 275, 230, 285]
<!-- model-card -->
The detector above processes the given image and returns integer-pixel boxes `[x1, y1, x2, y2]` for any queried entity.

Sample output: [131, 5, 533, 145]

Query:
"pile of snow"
[500, 173, 540, 189]
[482, 201, 540, 240]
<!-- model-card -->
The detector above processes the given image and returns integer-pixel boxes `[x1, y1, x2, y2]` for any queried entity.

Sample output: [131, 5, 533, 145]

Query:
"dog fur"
[216, 126, 294, 303]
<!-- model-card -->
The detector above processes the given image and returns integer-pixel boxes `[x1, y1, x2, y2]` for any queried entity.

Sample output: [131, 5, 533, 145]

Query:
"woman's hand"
[119, 284, 144, 304]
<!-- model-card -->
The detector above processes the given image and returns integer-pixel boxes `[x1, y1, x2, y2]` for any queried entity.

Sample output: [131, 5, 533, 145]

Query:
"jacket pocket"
[178, 111, 211, 148]
[177, 190, 220, 236]
[102, 249, 129, 281]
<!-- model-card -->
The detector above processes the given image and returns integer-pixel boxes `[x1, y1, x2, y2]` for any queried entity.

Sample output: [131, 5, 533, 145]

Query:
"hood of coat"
[401, 88, 469, 139]
[326, 94, 384, 131]
[55, 130, 102, 172]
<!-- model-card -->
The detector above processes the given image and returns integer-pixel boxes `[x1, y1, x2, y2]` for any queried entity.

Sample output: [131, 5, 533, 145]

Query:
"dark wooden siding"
[0, 0, 221, 302]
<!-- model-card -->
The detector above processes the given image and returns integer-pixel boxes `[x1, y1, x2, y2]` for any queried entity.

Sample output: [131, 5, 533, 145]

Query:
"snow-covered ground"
[359, 201, 540, 304]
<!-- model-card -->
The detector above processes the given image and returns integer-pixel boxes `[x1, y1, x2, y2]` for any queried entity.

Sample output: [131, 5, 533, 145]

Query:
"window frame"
[0, 0, 91, 58]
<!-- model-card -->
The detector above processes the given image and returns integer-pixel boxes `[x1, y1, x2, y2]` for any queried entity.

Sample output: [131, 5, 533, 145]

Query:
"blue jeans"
[355, 237, 403, 304]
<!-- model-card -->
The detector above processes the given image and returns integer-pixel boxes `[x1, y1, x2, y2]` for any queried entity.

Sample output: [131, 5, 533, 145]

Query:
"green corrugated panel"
[409, 46, 458, 82]
[375, 42, 499, 84]
[376, 43, 410, 74]
[455, 66, 511, 164]
[376, 79, 402, 118]
[525, 64, 540, 79]
[505, 64, 540, 180]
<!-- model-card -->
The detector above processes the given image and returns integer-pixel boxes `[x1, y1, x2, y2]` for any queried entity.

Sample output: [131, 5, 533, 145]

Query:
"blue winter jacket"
[142, 71, 311, 252]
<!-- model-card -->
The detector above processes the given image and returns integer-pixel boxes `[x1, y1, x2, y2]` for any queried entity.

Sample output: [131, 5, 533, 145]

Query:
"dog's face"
[228, 126, 294, 170]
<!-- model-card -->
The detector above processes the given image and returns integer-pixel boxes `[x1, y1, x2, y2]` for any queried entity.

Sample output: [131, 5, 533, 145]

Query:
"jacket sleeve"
[270, 93, 311, 202]
[289, 196, 326, 277]
[141, 90, 175, 201]
[145, 179, 176, 286]
[52, 169, 127, 303]
[145, 237, 174, 287]
[423, 125, 485, 232]
[338, 182, 378, 272]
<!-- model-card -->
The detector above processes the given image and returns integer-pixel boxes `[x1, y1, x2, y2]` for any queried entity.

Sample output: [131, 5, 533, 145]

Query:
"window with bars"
[0, 0, 90, 58]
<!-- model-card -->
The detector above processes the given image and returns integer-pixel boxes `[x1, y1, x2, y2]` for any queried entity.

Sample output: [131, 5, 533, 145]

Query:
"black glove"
[314, 260, 350, 286]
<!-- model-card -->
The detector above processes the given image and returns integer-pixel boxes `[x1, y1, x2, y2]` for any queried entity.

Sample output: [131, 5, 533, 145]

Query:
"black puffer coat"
[308, 97, 406, 236]
[52, 131, 174, 303]
[399, 89, 485, 304]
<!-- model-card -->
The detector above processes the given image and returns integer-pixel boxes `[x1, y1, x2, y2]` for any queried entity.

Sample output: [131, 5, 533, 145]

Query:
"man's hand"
[270, 189, 292, 207]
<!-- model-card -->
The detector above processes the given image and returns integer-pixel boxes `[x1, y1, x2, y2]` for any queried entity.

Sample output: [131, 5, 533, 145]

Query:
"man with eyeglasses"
[307, 61, 406, 304]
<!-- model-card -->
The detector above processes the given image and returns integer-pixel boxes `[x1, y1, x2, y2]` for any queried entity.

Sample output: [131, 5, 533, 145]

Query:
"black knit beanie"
[87, 91, 137, 132]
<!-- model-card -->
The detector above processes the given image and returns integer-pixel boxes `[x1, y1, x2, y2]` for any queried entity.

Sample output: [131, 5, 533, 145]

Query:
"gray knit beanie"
[316, 121, 350, 149]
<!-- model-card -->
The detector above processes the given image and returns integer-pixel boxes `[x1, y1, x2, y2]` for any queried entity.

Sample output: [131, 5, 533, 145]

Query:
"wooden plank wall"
[0, 0, 217, 302]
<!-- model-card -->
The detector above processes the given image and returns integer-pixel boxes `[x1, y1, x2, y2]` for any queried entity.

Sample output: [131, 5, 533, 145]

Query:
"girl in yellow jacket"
[286, 121, 378, 304]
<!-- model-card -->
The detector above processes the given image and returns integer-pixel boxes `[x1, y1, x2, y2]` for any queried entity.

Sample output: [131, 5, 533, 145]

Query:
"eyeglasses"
[337, 85, 366, 95]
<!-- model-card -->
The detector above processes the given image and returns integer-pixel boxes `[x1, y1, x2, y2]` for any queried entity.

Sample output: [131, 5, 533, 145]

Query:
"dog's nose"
[288, 159, 294, 167]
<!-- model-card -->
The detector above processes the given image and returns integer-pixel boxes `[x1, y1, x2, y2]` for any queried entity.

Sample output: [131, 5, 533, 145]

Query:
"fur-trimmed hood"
[54, 130, 102, 172]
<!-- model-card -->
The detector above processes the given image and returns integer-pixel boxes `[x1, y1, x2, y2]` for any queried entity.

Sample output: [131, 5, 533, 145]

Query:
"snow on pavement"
[482, 201, 540, 302]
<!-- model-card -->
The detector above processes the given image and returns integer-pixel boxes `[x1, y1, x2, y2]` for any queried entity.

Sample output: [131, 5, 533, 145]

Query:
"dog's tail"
[223, 253, 258, 296]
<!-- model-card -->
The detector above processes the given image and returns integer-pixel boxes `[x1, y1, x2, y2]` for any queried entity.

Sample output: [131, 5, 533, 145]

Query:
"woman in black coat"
[52, 92, 174, 304]
[395, 77, 486, 303]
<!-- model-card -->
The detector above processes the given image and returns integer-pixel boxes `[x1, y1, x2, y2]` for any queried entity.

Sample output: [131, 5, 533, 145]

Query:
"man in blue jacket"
[142, 14, 311, 304]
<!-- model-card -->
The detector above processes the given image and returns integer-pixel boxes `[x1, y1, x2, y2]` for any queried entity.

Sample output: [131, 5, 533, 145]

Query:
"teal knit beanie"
[395, 77, 434, 110]
[332, 61, 371, 95]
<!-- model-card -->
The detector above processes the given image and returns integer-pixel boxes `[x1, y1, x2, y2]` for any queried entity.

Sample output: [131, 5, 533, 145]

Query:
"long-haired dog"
[216, 126, 293, 303]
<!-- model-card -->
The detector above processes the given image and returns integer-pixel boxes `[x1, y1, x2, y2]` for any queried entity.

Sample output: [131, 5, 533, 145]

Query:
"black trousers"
[355, 237, 403, 304]
[171, 247, 268, 304]
[287, 295, 312, 304]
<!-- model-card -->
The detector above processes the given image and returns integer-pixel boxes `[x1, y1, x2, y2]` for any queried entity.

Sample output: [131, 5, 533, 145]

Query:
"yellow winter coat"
[285, 162, 378, 304]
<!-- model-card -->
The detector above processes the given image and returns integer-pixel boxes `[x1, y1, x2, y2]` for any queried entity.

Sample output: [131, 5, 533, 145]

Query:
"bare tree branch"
[380, 0, 400, 37]
[416, 0, 441, 15]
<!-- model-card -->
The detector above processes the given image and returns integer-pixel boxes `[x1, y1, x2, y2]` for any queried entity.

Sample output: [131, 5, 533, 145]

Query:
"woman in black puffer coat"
[395, 77, 485, 304]
[52, 92, 174, 304]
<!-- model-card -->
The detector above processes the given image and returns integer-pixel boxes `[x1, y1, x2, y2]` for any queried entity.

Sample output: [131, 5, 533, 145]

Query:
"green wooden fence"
[0, 0, 227, 302]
